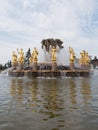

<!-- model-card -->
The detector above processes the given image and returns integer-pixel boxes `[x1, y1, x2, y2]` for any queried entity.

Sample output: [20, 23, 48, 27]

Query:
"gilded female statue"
[85, 52, 90, 65]
[51, 46, 57, 61]
[79, 50, 85, 64]
[79, 50, 90, 65]
[17, 48, 24, 64]
[29, 56, 33, 65]
[32, 47, 39, 62]
[69, 47, 75, 63]
[12, 51, 18, 66]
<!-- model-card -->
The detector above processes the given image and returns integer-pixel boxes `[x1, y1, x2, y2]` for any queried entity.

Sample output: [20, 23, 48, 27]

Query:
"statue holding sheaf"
[51, 46, 57, 61]
[29, 56, 33, 65]
[84, 52, 90, 65]
[79, 50, 90, 65]
[17, 48, 24, 64]
[79, 50, 85, 64]
[69, 46, 75, 63]
[12, 51, 18, 66]
[32, 47, 39, 62]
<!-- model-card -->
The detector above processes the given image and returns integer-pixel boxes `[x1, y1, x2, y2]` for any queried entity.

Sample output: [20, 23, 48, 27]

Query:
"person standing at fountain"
[51, 46, 57, 61]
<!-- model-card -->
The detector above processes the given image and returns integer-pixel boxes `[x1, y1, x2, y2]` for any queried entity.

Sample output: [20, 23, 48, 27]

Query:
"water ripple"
[0, 76, 98, 130]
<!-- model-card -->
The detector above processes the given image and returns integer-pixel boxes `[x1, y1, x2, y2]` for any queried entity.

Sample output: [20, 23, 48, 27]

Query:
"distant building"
[91, 56, 98, 69]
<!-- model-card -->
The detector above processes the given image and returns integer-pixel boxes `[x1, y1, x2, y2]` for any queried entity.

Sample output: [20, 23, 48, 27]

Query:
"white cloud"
[0, 0, 98, 64]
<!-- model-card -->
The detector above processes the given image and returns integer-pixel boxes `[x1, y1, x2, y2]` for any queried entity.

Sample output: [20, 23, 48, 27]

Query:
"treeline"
[0, 61, 12, 70]
[0, 48, 31, 70]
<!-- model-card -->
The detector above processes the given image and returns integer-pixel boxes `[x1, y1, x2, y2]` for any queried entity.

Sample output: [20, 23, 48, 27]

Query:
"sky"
[0, 0, 98, 64]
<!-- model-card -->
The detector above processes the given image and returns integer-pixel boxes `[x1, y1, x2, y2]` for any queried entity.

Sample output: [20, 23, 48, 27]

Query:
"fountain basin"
[8, 69, 90, 77]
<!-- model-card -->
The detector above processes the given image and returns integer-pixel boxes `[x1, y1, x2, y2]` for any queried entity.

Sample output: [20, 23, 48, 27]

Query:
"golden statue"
[32, 47, 39, 62]
[17, 48, 24, 64]
[79, 50, 90, 65]
[84, 52, 90, 65]
[29, 56, 33, 65]
[12, 51, 18, 66]
[69, 46, 75, 63]
[51, 46, 57, 61]
[79, 50, 85, 64]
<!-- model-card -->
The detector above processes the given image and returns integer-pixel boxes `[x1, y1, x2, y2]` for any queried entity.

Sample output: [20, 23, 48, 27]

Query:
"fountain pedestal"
[12, 64, 17, 68]
[86, 65, 91, 70]
[81, 64, 85, 70]
[81, 64, 90, 70]
[52, 62, 57, 71]
[17, 63, 23, 70]
[33, 62, 38, 70]
[70, 63, 74, 70]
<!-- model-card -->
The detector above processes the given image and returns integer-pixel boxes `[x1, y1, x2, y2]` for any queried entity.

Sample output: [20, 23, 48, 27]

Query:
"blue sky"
[0, 0, 98, 64]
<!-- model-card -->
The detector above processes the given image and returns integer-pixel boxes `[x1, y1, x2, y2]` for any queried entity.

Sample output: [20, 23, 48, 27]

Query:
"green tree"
[4, 64, 7, 69]
[6, 60, 12, 68]
[25, 48, 31, 65]
[0, 64, 4, 70]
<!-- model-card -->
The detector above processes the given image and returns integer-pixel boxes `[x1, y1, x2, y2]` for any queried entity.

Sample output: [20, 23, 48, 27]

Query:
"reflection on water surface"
[0, 76, 98, 130]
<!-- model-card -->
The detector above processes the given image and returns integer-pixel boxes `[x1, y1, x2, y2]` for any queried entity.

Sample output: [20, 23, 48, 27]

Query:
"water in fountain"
[60, 70, 66, 77]
[91, 67, 98, 77]
[0, 68, 12, 77]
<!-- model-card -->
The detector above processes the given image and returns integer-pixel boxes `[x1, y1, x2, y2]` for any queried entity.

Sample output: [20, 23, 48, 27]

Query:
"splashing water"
[0, 68, 12, 77]
[93, 69, 98, 76]
[89, 66, 98, 77]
